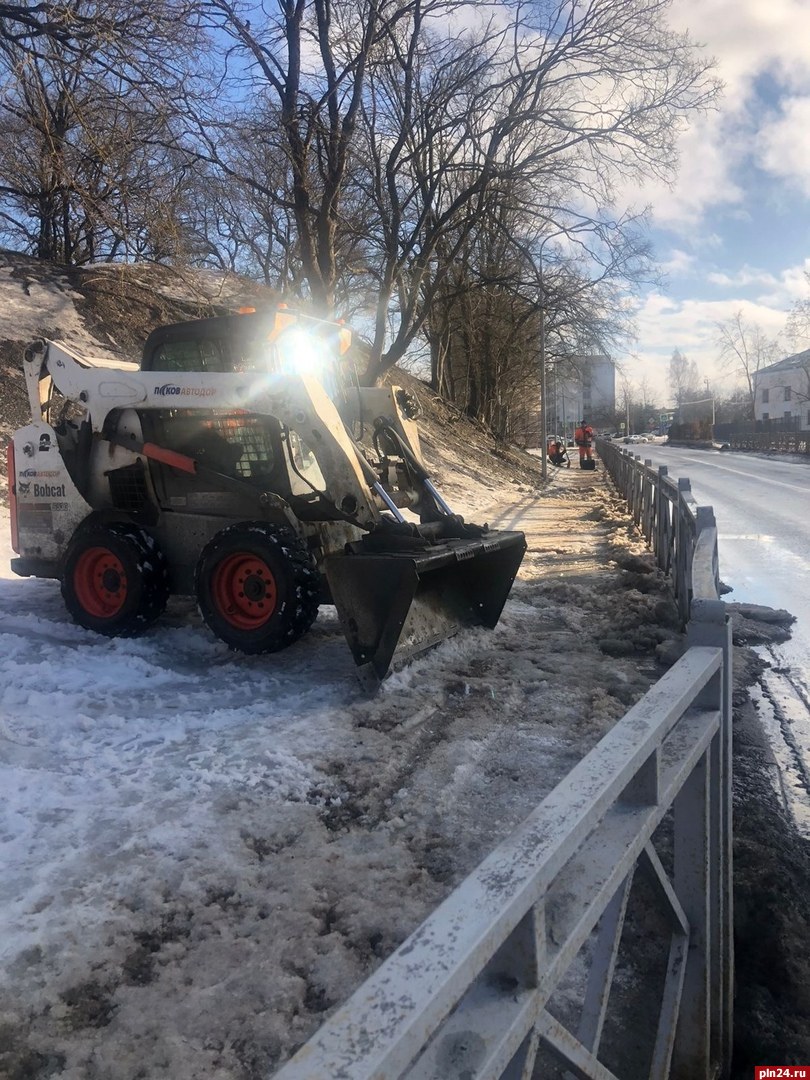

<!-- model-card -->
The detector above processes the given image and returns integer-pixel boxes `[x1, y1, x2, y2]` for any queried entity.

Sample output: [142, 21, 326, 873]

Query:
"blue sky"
[624, 0, 810, 404]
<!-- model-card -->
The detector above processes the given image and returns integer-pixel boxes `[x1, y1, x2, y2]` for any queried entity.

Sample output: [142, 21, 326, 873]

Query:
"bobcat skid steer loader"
[6, 308, 526, 689]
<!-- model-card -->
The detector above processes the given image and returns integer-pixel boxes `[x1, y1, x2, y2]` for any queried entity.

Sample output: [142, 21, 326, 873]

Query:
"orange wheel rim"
[74, 547, 128, 618]
[211, 552, 277, 630]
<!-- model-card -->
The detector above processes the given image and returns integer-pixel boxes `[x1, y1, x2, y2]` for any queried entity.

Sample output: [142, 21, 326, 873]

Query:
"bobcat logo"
[18, 481, 30, 495]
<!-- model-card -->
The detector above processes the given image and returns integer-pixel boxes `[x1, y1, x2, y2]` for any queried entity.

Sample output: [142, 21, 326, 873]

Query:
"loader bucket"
[324, 530, 526, 691]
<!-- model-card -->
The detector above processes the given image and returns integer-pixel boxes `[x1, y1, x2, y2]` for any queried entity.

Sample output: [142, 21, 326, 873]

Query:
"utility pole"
[706, 379, 716, 427]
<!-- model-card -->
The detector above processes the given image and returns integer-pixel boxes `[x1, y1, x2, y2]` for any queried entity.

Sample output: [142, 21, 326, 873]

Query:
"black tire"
[194, 522, 320, 654]
[61, 521, 170, 637]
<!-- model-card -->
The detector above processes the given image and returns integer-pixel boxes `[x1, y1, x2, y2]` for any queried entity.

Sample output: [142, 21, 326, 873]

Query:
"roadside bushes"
[667, 420, 713, 442]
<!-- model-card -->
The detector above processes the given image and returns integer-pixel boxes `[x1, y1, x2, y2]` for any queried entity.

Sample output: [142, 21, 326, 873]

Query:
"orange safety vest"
[575, 425, 593, 446]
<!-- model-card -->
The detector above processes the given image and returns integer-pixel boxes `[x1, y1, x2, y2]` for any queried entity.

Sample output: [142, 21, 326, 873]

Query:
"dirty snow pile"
[0, 466, 681, 1079]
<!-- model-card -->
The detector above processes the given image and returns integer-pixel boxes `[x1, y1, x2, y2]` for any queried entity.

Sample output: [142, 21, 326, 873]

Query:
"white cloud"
[774, 259, 810, 301]
[669, 0, 810, 95]
[627, 0, 810, 231]
[612, 2, 810, 397]
[705, 265, 780, 291]
[719, 258, 810, 307]
[757, 96, 810, 195]
[660, 248, 699, 277]
[639, 115, 747, 231]
[624, 287, 792, 402]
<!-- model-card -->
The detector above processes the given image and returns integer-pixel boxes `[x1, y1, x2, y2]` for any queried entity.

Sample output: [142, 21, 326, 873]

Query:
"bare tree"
[617, 375, 635, 432]
[637, 375, 657, 411]
[0, 39, 193, 263]
[0, 0, 206, 262]
[715, 310, 782, 418]
[414, 186, 638, 437]
[178, 119, 305, 290]
[190, 0, 719, 385]
[351, 0, 715, 383]
[193, 0, 418, 314]
[0, 0, 202, 79]
[424, 244, 546, 437]
[0, 0, 142, 52]
[668, 348, 701, 406]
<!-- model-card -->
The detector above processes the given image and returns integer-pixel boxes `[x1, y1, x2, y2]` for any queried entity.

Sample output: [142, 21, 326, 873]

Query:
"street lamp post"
[537, 230, 565, 481]
[540, 285, 547, 480]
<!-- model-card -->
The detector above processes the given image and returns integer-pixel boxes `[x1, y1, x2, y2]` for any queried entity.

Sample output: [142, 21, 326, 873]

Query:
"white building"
[752, 350, 810, 427]
[549, 354, 616, 437]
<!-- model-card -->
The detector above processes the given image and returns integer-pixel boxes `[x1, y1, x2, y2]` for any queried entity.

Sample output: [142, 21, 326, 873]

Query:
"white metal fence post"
[657, 466, 672, 577]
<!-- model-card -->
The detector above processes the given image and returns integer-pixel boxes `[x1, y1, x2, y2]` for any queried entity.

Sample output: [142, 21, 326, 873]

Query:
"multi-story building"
[752, 350, 810, 428]
[548, 354, 616, 438]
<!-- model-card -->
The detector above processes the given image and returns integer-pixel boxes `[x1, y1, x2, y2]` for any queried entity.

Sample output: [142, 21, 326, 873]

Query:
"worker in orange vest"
[574, 420, 595, 468]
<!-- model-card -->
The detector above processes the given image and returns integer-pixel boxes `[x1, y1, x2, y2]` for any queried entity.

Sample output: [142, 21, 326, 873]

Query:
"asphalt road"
[619, 442, 810, 833]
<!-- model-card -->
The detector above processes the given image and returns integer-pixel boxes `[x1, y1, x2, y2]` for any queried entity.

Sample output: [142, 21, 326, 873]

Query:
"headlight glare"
[277, 330, 326, 377]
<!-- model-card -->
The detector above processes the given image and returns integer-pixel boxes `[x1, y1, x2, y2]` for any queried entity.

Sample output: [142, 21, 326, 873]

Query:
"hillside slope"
[0, 250, 544, 509]
[0, 251, 278, 447]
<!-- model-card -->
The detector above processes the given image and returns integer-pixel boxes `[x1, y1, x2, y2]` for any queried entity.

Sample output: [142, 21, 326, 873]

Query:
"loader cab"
[139, 309, 350, 387]
[135, 310, 344, 512]
[140, 313, 270, 375]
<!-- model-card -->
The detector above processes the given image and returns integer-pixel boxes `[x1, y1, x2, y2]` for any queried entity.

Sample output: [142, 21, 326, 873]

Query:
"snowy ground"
[0, 252, 687, 1077]
[0, 464, 682, 1080]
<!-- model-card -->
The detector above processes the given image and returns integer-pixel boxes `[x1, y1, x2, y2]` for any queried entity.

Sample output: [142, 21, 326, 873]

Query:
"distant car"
[624, 434, 644, 444]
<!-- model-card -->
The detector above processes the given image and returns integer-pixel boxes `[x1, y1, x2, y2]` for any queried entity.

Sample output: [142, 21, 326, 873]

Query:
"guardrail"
[597, 438, 720, 627]
[272, 443, 733, 1080]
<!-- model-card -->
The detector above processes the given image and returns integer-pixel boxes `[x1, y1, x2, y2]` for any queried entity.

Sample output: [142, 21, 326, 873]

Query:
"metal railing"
[597, 438, 720, 627]
[272, 444, 733, 1080]
[724, 430, 809, 454]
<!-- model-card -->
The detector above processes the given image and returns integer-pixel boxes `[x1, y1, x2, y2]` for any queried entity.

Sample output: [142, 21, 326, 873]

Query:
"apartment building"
[549, 354, 616, 435]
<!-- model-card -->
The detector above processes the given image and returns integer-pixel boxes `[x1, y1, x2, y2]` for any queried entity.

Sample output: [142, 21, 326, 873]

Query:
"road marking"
[718, 534, 775, 542]
[661, 456, 810, 494]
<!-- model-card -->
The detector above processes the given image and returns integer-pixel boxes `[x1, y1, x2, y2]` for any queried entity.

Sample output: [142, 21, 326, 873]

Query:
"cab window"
[151, 339, 228, 372]
[232, 335, 279, 373]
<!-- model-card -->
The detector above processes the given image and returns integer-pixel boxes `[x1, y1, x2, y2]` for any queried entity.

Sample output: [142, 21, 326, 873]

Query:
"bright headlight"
[276, 330, 327, 377]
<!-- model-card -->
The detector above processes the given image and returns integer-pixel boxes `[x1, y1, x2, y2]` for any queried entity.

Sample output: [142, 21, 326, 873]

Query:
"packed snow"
[0, 466, 683, 1079]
